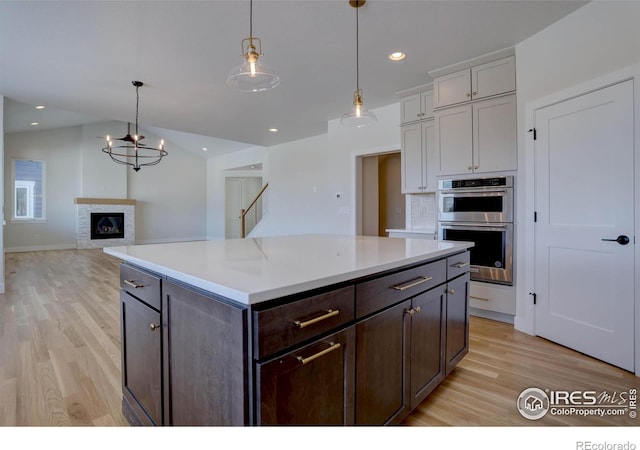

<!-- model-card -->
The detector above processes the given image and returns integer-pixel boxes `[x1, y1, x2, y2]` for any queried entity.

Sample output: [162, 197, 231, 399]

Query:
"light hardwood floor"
[0, 249, 638, 426]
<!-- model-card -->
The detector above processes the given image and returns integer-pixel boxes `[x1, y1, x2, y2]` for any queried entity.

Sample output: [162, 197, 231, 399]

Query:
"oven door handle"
[440, 224, 508, 231]
[439, 189, 508, 195]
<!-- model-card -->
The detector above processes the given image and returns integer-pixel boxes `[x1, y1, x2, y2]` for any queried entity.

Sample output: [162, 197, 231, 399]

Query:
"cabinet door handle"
[472, 91, 477, 96]
[295, 342, 341, 365]
[124, 279, 144, 289]
[391, 276, 433, 291]
[405, 308, 415, 316]
[149, 323, 160, 331]
[447, 288, 455, 295]
[467, 165, 473, 170]
[473, 165, 479, 170]
[465, 93, 471, 97]
[415, 306, 421, 313]
[293, 309, 340, 328]
[451, 262, 469, 268]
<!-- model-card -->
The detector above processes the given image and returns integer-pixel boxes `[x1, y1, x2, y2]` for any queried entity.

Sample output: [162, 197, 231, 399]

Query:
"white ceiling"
[0, 0, 586, 157]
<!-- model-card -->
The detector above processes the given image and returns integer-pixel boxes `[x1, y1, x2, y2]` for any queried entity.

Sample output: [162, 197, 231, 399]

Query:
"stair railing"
[240, 182, 269, 238]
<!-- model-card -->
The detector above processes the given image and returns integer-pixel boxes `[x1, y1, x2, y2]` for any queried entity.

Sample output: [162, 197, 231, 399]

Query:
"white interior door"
[225, 177, 243, 239]
[533, 80, 635, 371]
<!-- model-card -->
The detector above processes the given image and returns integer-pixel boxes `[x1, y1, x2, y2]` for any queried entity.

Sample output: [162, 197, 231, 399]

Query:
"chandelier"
[341, 0, 377, 127]
[226, 0, 280, 92]
[102, 81, 167, 172]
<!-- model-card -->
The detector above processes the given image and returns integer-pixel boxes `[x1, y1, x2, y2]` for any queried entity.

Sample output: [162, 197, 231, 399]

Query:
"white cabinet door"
[400, 91, 434, 124]
[472, 94, 517, 173]
[471, 56, 515, 101]
[401, 123, 424, 193]
[421, 91, 434, 119]
[400, 94, 422, 124]
[422, 121, 437, 192]
[435, 104, 472, 176]
[433, 69, 470, 109]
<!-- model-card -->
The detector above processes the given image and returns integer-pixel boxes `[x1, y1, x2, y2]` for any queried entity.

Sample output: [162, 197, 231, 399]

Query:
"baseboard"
[4, 244, 77, 253]
[133, 236, 207, 245]
[469, 307, 515, 324]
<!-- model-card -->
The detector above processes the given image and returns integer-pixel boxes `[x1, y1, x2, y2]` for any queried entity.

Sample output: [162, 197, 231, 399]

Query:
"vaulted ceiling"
[0, 1, 586, 155]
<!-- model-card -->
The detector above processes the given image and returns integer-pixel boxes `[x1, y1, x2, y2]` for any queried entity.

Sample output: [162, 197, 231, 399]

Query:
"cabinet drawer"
[447, 251, 470, 280]
[355, 259, 446, 318]
[253, 286, 355, 360]
[120, 264, 162, 310]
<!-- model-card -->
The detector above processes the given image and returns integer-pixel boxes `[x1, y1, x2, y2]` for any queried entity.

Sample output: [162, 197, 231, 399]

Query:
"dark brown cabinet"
[120, 280, 162, 425]
[256, 326, 355, 425]
[355, 300, 411, 425]
[163, 280, 248, 426]
[118, 251, 470, 427]
[445, 273, 470, 375]
[410, 289, 446, 409]
[355, 288, 446, 425]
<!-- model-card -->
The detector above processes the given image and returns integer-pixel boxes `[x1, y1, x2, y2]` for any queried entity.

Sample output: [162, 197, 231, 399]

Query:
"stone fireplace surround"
[75, 198, 135, 249]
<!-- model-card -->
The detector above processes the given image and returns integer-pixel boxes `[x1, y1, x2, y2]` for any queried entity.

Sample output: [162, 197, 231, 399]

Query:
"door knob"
[601, 235, 630, 245]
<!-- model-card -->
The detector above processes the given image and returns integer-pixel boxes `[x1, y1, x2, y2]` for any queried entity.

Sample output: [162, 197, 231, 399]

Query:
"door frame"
[353, 147, 401, 236]
[518, 64, 640, 375]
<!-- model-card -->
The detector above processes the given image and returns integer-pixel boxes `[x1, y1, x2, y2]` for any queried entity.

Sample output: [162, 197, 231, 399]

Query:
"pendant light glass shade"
[341, 88, 377, 127]
[227, 0, 280, 92]
[341, 0, 376, 127]
[227, 37, 280, 92]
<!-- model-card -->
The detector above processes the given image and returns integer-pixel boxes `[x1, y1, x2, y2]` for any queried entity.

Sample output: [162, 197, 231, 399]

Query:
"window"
[13, 159, 45, 221]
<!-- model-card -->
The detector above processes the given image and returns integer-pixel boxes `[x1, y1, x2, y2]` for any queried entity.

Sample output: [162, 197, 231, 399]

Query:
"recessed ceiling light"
[30, 122, 39, 126]
[268, 128, 278, 133]
[389, 52, 406, 61]
[202, 147, 208, 151]
[35, 105, 45, 110]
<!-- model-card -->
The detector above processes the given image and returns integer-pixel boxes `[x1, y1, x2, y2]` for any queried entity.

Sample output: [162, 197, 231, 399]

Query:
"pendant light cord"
[249, 0, 253, 38]
[356, 4, 359, 91]
[135, 84, 140, 137]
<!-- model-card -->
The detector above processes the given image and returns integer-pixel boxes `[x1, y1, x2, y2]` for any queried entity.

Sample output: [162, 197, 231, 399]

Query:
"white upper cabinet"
[400, 90, 434, 124]
[433, 55, 515, 109]
[401, 120, 436, 193]
[435, 94, 517, 176]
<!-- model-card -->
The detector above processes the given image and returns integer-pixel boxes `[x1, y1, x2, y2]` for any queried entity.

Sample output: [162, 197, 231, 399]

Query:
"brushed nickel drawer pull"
[451, 262, 469, 269]
[470, 295, 490, 302]
[293, 309, 340, 329]
[149, 323, 160, 331]
[296, 342, 341, 365]
[391, 276, 433, 291]
[124, 279, 144, 289]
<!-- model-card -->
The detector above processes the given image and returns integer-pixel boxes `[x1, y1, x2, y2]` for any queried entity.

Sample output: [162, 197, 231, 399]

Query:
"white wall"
[4, 126, 82, 252]
[206, 103, 401, 239]
[0, 96, 4, 292]
[80, 121, 127, 198]
[514, 1, 640, 334]
[3, 122, 207, 250]
[127, 127, 207, 244]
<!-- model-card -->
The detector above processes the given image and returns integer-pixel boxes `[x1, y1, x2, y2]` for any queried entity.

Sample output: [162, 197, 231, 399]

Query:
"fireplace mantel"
[75, 198, 136, 205]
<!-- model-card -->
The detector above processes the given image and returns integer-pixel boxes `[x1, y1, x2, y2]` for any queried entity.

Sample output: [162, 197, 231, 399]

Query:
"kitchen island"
[104, 234, 473, 426]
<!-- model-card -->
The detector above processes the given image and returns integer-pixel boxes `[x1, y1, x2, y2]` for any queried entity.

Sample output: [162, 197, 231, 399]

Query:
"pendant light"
[227, 0, 280, 92]
[341, 0, 377, 127]
[102, 81, 168, 172]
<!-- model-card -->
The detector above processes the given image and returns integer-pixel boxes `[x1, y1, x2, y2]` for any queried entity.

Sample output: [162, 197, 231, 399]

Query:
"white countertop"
[104, 234, 472, 305]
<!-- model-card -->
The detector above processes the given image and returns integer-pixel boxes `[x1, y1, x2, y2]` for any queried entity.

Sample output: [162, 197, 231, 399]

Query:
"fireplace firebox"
[91, 213, 125, 240]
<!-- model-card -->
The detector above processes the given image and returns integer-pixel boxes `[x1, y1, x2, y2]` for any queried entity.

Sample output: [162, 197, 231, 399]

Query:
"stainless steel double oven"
[438, 176, 513, 285]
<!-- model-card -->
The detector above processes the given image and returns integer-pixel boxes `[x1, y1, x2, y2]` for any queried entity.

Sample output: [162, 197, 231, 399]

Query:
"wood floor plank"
[0, 248, 638, 427]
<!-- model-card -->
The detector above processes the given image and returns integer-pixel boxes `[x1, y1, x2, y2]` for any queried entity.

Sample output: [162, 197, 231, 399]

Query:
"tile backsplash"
[407, 193, 437, 230]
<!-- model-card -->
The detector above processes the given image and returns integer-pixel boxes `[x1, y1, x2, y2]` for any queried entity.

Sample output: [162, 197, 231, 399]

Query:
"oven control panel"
[439, 176, 513, 190]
